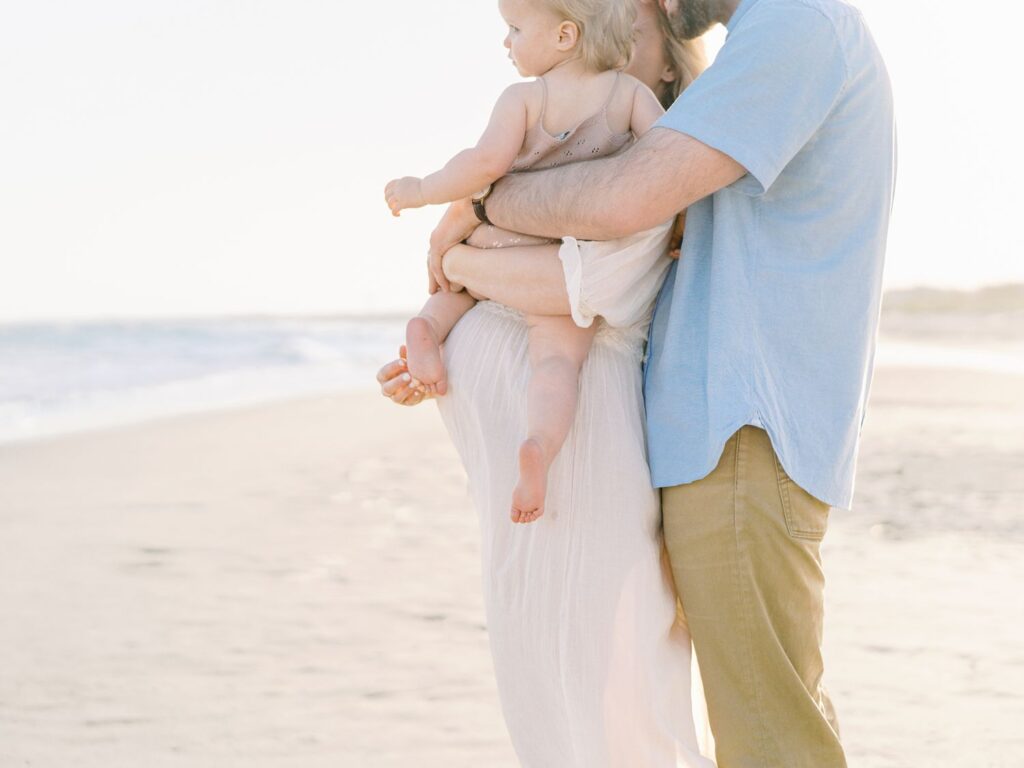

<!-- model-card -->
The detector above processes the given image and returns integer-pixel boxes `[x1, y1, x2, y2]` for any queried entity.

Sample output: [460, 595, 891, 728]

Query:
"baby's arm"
[385, 84, 531, 216]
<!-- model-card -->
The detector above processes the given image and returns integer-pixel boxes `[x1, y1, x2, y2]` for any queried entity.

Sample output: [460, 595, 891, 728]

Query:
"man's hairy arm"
[486, 127, 746, 241]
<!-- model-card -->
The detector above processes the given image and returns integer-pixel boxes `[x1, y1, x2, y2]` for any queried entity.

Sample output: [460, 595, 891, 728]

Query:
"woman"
[630, 0, 706, 109]
[378, 3, 711, 765]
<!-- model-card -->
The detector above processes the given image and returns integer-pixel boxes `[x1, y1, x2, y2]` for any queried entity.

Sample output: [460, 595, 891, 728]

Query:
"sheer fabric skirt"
[437, 297, 714, 767]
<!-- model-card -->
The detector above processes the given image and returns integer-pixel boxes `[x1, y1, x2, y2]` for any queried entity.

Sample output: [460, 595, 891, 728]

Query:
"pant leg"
[661, 426, 846, 768]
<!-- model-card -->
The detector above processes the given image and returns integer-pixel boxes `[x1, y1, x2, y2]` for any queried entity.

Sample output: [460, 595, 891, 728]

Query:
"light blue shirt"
[644, 0, 896, 509]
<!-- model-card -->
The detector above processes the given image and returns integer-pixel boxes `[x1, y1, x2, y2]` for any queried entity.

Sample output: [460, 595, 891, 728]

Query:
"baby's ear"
[556, 20, 580, 52]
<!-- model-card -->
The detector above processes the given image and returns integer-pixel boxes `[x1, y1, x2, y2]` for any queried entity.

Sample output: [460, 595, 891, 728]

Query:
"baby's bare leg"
[407, 290, 476, 396]
[443, 243, 571, 316]
[511, 316, 598, 524]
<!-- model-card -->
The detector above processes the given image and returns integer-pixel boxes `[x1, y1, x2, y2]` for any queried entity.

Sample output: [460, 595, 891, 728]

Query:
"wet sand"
[0, 365, 1022, 767]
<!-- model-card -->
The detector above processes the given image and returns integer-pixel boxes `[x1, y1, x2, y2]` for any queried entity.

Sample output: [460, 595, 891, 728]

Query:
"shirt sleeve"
[658, 1, 849, 195]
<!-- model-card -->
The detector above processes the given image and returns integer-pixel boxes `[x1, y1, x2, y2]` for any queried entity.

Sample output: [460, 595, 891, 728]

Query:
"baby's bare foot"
[511, 439, 547, 524]
[405, 317, 447, 395]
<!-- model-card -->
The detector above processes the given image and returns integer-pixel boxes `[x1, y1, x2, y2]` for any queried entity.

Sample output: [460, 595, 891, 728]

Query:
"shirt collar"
[726, 0, 760, 35]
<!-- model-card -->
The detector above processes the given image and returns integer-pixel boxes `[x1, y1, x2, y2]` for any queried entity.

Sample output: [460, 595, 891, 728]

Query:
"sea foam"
[0, 316, 407, 444]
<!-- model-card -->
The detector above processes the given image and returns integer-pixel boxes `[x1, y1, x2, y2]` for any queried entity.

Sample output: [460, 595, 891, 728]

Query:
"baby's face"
[498, 0, 569, 77]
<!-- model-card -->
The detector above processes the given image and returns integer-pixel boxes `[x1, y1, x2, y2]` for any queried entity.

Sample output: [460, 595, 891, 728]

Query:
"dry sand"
[0, 365, 1022, 767]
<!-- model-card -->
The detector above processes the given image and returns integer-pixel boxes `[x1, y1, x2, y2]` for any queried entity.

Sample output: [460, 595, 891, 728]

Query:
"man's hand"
[385, 176, 426, 217]
[376, 345, 433, 406]
[428, 199, 479, 293]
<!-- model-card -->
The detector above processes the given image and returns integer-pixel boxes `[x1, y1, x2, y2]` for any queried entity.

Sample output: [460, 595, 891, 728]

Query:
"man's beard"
[666, 0, 719, 39]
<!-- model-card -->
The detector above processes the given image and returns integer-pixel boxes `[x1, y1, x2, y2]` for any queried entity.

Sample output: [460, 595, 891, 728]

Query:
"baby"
[385, 0, 666, 524]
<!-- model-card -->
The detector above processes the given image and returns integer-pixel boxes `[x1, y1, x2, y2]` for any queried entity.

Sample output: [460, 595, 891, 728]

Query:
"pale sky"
[1, 0, 1021, 322]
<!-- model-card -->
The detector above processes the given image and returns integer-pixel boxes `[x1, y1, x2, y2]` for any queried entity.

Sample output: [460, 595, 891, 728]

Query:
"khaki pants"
[662, 426, 847, 768]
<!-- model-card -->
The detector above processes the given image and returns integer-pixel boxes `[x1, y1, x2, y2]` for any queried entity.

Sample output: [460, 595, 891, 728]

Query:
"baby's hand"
[385, 177, 426, 217]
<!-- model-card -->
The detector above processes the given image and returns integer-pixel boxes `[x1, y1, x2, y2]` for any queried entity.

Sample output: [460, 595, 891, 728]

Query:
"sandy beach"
[1, 362, 1022, 767]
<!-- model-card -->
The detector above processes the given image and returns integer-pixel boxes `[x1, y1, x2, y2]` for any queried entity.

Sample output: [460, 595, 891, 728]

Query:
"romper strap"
[537, 76, 549, 122]
[601, 71, 622, 114]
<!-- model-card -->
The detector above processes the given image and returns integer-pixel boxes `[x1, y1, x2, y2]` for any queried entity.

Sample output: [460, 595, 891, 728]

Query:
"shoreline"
[4, 349, 1023, 451]
[0, 384, 377, 450]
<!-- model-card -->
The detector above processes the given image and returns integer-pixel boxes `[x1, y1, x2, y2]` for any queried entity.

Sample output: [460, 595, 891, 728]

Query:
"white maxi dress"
[435, 222, 715, 768]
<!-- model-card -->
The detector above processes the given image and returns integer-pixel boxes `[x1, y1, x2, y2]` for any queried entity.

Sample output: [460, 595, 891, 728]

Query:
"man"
[383, 0, 894, 764]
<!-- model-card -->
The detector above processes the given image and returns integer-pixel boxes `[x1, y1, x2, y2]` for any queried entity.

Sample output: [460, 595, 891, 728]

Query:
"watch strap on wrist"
[471, 184, 493, 226]
[472, 197, 492, 226]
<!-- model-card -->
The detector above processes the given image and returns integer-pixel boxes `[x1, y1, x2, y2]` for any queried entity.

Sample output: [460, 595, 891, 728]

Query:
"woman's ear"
[660, 63, 678, 85]
[556, 20, 580, 52]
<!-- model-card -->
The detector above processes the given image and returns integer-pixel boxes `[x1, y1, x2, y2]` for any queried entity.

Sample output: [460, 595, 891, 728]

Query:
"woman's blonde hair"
[543, 0, 636, 72]
[654, 3, 707, 108]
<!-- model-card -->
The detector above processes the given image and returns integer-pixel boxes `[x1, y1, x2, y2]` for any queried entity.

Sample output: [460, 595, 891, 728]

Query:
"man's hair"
[663, 0, 718, 40]
[542, 0, 636, 71]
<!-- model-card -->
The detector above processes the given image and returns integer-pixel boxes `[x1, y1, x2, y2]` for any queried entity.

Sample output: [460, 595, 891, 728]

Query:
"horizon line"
[2, 282, 1023, 327]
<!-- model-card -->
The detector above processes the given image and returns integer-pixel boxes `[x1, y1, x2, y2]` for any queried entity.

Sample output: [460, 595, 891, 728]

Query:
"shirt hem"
[650, 423, 855, 511]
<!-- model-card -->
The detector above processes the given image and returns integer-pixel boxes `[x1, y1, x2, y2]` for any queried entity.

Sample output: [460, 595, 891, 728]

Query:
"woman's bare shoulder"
[607, 72, 663, 132]
[618, 72, 661, 107]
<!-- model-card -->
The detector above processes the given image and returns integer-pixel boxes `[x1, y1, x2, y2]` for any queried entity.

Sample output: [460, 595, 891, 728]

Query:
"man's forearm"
[486, 128, 746, 241]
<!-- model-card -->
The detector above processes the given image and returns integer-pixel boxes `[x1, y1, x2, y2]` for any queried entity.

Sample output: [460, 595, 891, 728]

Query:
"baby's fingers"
[384, 182, 403, 216]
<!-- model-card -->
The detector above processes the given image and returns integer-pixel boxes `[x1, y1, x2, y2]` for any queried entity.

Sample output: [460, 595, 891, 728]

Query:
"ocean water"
[1, 310, 1021, 445]
[0, 316, 406, 444]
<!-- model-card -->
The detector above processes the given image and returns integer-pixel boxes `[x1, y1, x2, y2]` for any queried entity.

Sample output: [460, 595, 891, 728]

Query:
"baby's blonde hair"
[542, 0, 636, 72]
